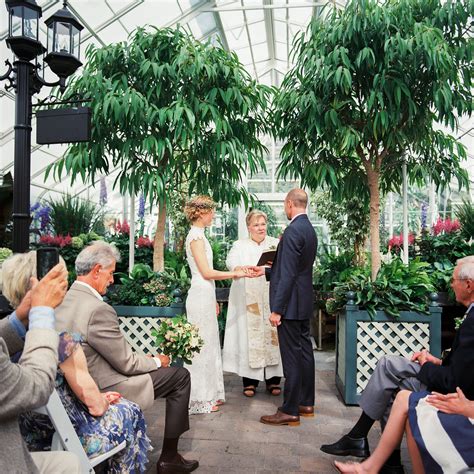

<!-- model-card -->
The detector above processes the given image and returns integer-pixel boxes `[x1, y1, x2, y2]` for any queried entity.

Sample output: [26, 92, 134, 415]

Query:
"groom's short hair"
[286, 189, 308, 209]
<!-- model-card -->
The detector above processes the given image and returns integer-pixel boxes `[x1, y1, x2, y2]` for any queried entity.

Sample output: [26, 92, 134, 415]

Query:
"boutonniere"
[454, 315, 467, 330]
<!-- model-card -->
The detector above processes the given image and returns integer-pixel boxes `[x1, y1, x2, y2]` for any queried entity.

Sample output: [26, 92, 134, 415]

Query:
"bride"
[184, 195, 250, 414]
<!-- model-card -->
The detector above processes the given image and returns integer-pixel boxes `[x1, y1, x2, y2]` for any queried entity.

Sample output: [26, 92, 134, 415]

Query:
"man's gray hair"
[75, 241, 121, 276]
[457, 255, 474, 280]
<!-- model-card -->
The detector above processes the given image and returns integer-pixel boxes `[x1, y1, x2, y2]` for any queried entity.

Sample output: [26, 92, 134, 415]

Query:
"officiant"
[222, 210, 284, 397]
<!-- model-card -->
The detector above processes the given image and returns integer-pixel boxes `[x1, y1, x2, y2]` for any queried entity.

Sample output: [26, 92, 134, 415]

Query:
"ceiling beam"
[204, 2, 327, 12]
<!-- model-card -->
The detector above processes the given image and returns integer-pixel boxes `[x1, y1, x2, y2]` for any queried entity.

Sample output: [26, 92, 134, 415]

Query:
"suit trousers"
[359, 355, 425, 428]
[278, 318, 315, 416]
[149, 366, 191, 438]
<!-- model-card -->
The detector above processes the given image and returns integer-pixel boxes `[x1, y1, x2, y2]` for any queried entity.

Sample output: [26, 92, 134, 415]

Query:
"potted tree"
[47, 26, 271, 271]
[274, 0, 471, 403]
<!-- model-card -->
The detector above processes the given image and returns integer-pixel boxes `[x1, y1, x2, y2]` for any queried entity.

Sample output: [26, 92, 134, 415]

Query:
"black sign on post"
[36, 106, 91, 144]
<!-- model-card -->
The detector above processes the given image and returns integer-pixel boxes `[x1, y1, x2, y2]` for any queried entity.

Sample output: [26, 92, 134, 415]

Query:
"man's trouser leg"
[358, 355, 425, 428]
[149, 366, 191, 438]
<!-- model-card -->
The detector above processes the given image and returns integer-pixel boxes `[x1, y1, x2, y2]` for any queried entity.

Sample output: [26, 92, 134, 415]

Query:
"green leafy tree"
[274, 0, 471, 279]
[48, 27, 271, 270]
[314, 192, 369, 265]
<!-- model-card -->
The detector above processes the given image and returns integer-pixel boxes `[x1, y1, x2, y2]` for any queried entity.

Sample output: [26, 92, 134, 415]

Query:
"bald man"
[254, 189, 318, 426]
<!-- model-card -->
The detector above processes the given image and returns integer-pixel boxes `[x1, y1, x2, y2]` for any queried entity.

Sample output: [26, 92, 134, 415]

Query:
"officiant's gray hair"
[246, 210, 267, 227]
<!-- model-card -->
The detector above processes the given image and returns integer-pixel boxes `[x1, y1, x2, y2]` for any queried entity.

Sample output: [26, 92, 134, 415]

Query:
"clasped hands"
[234, 265, 266, 279]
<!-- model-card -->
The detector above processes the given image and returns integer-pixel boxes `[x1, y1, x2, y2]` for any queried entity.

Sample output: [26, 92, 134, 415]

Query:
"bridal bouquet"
[151, 315, 204, 364]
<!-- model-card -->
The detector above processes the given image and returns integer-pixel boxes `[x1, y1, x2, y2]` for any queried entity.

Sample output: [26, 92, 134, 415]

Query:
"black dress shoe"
[157, 454, 199, 473]
[320, 434, 370, 458]
[380, 463, 405, 474]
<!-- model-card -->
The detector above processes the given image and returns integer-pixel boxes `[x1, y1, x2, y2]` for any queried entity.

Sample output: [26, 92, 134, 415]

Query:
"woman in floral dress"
[20, 332, 151, 473]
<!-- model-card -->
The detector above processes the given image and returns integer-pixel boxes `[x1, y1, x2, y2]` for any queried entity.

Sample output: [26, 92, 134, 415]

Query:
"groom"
[253, 188, 317, 426]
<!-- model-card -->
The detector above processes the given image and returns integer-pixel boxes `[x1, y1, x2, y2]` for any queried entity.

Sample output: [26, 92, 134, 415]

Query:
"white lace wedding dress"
[184, 225, 225, 414]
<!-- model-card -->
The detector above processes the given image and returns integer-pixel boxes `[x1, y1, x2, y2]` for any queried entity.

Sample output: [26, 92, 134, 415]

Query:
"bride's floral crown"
[184, 195, 216, 221]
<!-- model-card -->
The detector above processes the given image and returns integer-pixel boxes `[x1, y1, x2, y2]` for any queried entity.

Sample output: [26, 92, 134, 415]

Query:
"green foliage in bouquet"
[330, 258, 434, 319]
[151, 315, 203, 364]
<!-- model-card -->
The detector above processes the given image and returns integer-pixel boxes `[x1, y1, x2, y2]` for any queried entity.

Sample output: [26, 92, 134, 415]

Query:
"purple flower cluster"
[99, 177, 108, 206]
[421, 202, 427, 232]
[138, 194, 145, 220]
[30, 202, 51, 231]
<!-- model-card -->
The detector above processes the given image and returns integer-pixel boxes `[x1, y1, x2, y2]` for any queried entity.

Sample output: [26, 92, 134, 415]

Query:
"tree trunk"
[353, 236, 366, 267]
[153, 200, 166, 272]
[366, 167, 381, 280]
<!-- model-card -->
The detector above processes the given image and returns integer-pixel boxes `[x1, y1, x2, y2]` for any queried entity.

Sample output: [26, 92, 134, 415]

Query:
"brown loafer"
[157, 454, 199, 473]
[260, 409, 300, 426]
[299, 405, 315, 417]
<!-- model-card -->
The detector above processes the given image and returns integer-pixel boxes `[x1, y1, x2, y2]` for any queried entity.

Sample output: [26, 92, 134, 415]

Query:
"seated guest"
[0, 264, 81, 474]
[2, 252, 152, 473]
[54, 241, 197, 474]
[334, 388, 474, 473]
[321, 255, 474, 474]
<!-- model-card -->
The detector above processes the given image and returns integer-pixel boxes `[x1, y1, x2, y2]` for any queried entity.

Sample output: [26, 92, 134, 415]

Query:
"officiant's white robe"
[222, 236, 283, 381]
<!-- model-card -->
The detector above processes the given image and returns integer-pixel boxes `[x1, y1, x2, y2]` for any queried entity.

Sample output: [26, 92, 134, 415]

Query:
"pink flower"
[388, 233, 414, 249]
[432, 217, 461, 235]
[137, 236, 153, 248]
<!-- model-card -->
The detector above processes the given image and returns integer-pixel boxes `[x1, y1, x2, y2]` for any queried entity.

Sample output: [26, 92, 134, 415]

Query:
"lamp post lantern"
[0, 0, 83, 253]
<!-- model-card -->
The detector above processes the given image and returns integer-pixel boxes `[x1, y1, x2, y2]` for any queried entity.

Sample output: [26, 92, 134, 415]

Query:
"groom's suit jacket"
[267, 214, 317, 320]
[55, 281, 157, 410]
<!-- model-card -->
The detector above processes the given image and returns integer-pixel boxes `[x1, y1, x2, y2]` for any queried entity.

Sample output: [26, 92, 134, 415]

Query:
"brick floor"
[144, 350, 413, 473]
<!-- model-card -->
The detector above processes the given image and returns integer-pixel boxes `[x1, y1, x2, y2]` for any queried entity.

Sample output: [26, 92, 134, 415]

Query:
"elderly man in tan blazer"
[55, 242, 198, 474]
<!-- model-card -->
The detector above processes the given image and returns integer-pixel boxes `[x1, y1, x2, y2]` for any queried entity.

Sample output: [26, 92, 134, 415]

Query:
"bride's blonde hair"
[184, 195, 216, 222]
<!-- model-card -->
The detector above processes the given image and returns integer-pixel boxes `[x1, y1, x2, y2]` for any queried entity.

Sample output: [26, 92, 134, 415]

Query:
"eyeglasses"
[451, 277, 468, 283]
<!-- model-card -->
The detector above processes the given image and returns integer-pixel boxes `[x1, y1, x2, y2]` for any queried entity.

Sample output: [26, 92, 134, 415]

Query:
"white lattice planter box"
[115, 304, 185, 355]
[335, 297, 441, 405]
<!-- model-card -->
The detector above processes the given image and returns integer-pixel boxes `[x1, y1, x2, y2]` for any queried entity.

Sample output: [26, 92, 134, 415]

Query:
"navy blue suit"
[266, 214, 317, 415]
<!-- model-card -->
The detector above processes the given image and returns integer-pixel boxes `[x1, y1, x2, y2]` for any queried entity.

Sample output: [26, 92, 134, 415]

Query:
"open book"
[257, 249, 276, 266]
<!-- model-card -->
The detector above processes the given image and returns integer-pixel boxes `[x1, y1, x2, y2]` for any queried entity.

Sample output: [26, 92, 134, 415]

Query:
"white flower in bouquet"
[151, 315, 204, 364]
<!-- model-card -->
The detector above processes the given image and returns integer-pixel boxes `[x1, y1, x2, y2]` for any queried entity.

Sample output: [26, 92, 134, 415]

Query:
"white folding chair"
[34, 389, 126, 473]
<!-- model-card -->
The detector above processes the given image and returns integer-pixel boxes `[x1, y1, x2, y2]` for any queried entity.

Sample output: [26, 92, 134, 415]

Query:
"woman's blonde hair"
[1, 251, 66, 308]
[184, 195, 216, 223]
[246, 210, 267, 227]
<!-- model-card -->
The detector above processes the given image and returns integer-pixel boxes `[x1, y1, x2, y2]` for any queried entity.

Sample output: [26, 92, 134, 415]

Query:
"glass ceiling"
[0, 0, 473, 222]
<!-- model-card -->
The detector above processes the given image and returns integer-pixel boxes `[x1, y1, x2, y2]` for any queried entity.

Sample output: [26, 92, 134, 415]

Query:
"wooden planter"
[114, 303, 185, 355]
[336, 294, 442, 405]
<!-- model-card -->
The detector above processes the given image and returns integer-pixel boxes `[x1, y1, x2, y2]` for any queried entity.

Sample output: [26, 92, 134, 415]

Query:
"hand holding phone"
[36, 247, 60, 280]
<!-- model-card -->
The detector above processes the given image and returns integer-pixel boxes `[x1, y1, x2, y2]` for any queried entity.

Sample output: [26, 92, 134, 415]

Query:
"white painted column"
[122, 194, 128, 223]
[388, 192, 394, 237]
[429, 181, 437, 226]
[402, 163, 409, 264]
[128, 194, 135, 273]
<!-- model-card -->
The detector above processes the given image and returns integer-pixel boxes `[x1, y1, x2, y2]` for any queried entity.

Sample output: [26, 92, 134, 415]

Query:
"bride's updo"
[184, 195, 216, 223]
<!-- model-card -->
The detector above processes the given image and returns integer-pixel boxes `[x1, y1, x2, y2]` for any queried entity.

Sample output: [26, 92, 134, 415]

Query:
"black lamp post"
[0, 0, 83, 253]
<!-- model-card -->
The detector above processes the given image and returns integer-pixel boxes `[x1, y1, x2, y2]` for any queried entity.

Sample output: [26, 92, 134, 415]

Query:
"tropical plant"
[455, 199, 474, 241]
[151, 315, 203, 364]
[314, 192, 369, 265]
[330, 258, 435, 318]
[47, 194, 104, 237]
[274, 0, 472, 280]
[47, 27, 271, 271]
[108, 263, 190, 307]
[313, 251, 356, 294]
